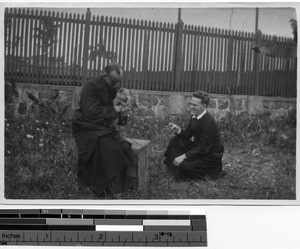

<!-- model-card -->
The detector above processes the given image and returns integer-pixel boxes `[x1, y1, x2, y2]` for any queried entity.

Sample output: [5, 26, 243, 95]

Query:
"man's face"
[106, 69, 123, 88]
[189, 97, 206, 116]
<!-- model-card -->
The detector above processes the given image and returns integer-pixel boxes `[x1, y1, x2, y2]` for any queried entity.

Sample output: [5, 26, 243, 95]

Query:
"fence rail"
[4, 8, 297, 97]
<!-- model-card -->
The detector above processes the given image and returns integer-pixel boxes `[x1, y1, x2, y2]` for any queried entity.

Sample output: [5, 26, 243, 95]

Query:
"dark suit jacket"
[178, 112, 224, 160]
[72, 76, 123, 161]
[73, 76, 119, 129]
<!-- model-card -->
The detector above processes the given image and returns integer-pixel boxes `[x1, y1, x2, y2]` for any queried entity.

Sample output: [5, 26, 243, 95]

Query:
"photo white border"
[1, 0, 299, 206]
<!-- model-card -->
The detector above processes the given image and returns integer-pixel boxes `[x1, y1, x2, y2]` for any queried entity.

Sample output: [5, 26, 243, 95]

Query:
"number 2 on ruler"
[98, 233, 103, 241]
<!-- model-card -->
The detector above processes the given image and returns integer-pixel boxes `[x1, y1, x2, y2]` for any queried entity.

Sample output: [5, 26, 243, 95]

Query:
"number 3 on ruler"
[44, 233, 49, 241]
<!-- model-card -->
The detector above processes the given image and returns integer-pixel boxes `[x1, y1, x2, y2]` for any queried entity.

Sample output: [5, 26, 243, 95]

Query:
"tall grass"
[4, 105, 296, 200]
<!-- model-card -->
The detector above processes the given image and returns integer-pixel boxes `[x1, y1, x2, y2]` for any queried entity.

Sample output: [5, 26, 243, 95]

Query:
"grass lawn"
[4, 105, 296, 200]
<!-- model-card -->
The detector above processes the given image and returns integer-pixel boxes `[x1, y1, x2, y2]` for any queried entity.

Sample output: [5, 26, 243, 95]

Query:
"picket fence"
[4, 8, 297, 97]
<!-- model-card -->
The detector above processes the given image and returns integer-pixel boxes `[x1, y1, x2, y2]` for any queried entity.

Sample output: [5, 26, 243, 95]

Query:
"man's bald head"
[104, 63, 124, 87]
[105, 63, 123, 76]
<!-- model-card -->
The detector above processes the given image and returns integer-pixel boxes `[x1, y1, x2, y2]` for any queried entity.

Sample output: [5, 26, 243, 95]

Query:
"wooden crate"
[125, 138, 151, 189]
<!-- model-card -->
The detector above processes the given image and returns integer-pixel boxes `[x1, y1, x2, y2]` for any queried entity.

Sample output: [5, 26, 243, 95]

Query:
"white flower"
[38, 143, 44, 147]
[26, 134, 33, 139]
[46, 122, 49, 125]
[6, 123, 9, 126]
[40, 139, 43, 142]
[37, 128, 40, 131]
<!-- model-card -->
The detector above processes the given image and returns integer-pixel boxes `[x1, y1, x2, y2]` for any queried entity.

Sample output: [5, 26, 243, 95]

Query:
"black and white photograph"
[2, 2, 298, 202]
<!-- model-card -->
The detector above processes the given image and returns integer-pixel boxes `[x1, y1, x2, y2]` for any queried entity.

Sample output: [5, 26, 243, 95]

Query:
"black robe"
[72, 76, 135, 196]
[164, 112, 225, 180]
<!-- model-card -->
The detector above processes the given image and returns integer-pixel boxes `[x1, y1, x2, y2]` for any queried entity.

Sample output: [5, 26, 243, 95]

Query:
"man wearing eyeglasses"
[164, 90, 225, 181]
[72, 62, 134, 197]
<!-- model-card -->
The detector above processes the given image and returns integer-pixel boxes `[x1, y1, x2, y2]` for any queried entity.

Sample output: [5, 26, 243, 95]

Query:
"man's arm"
[177, 118, 193, 138]
[172, 118, 193, 166]
[80, 84, 119, 121]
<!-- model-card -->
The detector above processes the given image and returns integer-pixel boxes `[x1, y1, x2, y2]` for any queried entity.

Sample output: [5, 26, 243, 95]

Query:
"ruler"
[0, 209, 207, 247]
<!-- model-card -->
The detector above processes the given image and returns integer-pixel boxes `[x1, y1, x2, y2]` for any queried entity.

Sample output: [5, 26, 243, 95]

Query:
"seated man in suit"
[72, 63, 135, 197]
[164, 90, 225, 181]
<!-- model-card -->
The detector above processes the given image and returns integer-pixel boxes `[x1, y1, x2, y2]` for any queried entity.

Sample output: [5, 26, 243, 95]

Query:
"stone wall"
[6, 83, 74, 119]
[8, 83, 296, 119]
[130, 89, 296, 120]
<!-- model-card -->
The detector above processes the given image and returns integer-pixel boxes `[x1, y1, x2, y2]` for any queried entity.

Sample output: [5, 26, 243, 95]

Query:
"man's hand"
[173, 154, 187, 166]
[114, 105, 130, 116]
[168, 123, 181, 134]
[114, 105, 122, 112]
[120, 105, 130, 116]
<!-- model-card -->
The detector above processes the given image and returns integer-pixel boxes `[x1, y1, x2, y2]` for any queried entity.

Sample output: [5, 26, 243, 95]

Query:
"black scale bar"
[40, 214, 62, 218]
[0, 222, 207, 231]
[0, 219, 46, 224]
[0, 225, 95, 231]
[0, 214, 204, 220]
[0, 225, 206, 232]
[0, 214, 19, 218]
[0, 210, 205, 220]
[82, 215, 105, 219]
[62, 214, 82, 219]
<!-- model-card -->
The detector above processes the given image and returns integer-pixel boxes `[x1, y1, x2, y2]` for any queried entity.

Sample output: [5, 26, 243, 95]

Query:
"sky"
[11, 2, 298, 40]
[88, 7, 296, 38]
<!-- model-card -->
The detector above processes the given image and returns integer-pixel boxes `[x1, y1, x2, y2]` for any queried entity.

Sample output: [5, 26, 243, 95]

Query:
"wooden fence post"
[142, 31, 149, 71]
[226, 31, 233, 93]
[254, 30, 262, 95]
[72, 8, 90, 110]
[173, 19, 184, 91]
[81, 8, 91, 86]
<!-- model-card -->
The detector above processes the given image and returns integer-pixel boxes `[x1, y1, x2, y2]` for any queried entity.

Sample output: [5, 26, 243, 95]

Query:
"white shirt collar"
[192, 110, 207, 120]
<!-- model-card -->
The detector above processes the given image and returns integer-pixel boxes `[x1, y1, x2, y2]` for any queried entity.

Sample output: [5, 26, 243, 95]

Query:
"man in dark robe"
[72, 63, 135, 197]
[164, 90, 225, 181]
